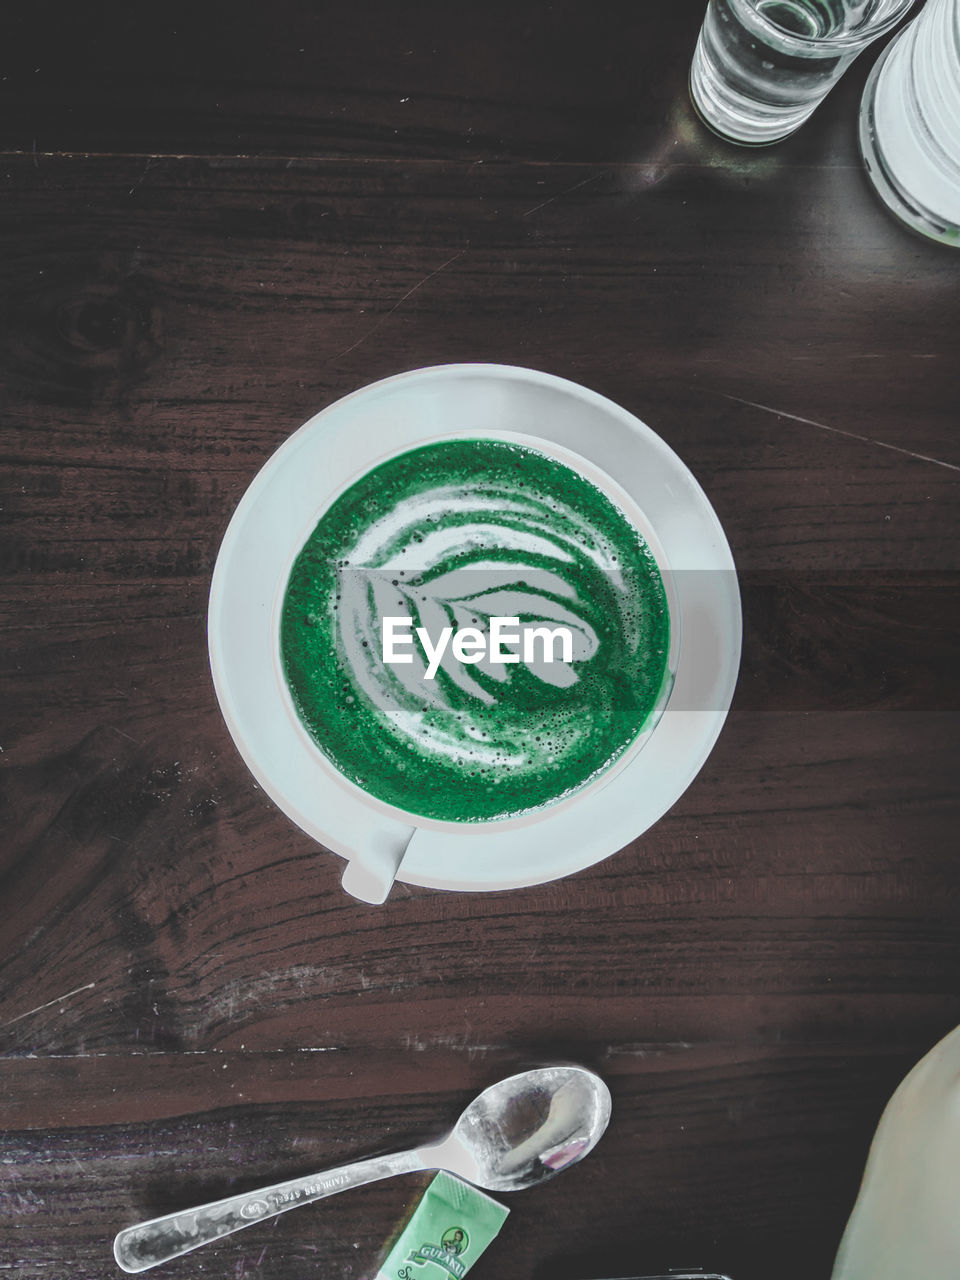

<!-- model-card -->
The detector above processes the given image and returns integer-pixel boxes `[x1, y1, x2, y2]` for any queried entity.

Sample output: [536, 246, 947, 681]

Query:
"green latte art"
[280, 438, 671, 822]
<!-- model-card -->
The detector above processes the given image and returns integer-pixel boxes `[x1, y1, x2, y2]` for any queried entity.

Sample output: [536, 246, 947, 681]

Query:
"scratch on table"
[13, 1046, 345, 1061]
[108, 725, 142, 745]
[522, 172, 605, 217]
[129, 157, 155, 196]
[189, 966, 358, 1035]
[0, 1187, 45, 1215]
[720, 392, 960, 473]
[335, 249, 468, 358]
[787, 353, 940, 361]
[2, 982, 95, 1028]
[602, 1041, 697, 1059]
[401, 1032, 501, 1054]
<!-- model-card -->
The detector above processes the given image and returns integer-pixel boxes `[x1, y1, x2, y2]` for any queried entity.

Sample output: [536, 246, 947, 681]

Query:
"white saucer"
[208, 364, 741, 895]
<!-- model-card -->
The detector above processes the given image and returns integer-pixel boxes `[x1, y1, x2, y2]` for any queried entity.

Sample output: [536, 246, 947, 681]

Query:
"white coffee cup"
[273, 428, 681, 897]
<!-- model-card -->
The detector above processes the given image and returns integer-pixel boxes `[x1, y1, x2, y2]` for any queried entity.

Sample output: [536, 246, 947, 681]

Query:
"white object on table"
[859, 0, 960, 246]
[831, 1023, 960, 1279]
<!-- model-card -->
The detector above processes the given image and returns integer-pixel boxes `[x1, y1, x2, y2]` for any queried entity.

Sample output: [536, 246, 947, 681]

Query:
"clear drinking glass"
[859, 0, 960, 247]
[690, 0, 916, 145]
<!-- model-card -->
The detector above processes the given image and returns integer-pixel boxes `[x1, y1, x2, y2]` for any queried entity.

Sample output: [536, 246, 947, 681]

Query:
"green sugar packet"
[376, 1172, 509, 1280]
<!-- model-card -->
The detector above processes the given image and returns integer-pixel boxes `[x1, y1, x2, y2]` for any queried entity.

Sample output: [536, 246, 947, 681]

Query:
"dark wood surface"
[2, 3, 959, 1278]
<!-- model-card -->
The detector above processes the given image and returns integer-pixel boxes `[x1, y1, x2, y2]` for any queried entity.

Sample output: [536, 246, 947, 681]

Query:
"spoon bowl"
[438, 1065, 612, 1191]
[114, 1065, 611, 1273]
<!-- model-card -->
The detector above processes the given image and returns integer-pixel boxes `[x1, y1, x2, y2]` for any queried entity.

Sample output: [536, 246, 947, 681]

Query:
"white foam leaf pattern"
[394, 568, 597, 694]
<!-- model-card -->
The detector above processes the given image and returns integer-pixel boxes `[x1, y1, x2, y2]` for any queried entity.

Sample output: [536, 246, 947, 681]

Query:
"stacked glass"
[859, 0, 960, 246]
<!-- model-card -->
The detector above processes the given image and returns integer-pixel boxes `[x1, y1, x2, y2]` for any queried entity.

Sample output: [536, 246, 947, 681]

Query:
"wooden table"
[2, 3, 958, 1277]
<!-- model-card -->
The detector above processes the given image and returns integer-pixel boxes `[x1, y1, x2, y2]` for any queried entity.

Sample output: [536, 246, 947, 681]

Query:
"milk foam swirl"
[280, 439, 670, 823]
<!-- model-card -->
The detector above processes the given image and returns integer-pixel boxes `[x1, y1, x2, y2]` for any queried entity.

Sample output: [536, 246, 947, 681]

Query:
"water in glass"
[690, 0, 915, 144]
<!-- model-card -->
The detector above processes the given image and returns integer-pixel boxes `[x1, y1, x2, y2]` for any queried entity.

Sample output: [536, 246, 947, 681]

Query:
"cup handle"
[340, 827, 415, 903]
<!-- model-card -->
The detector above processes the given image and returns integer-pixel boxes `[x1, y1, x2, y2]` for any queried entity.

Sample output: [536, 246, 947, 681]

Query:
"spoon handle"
[113, 1147, 427, 1273]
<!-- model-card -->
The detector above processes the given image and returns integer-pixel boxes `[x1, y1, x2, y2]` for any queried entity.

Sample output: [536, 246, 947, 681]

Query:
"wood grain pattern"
[2, 3, 960, 1278]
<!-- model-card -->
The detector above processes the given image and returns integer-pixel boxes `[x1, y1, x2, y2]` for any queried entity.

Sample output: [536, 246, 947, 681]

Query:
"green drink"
[280, 437, 671, 823]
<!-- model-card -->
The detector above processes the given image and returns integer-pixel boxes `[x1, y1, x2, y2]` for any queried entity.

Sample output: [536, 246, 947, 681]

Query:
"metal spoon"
[113, 1065, 611, 1273]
